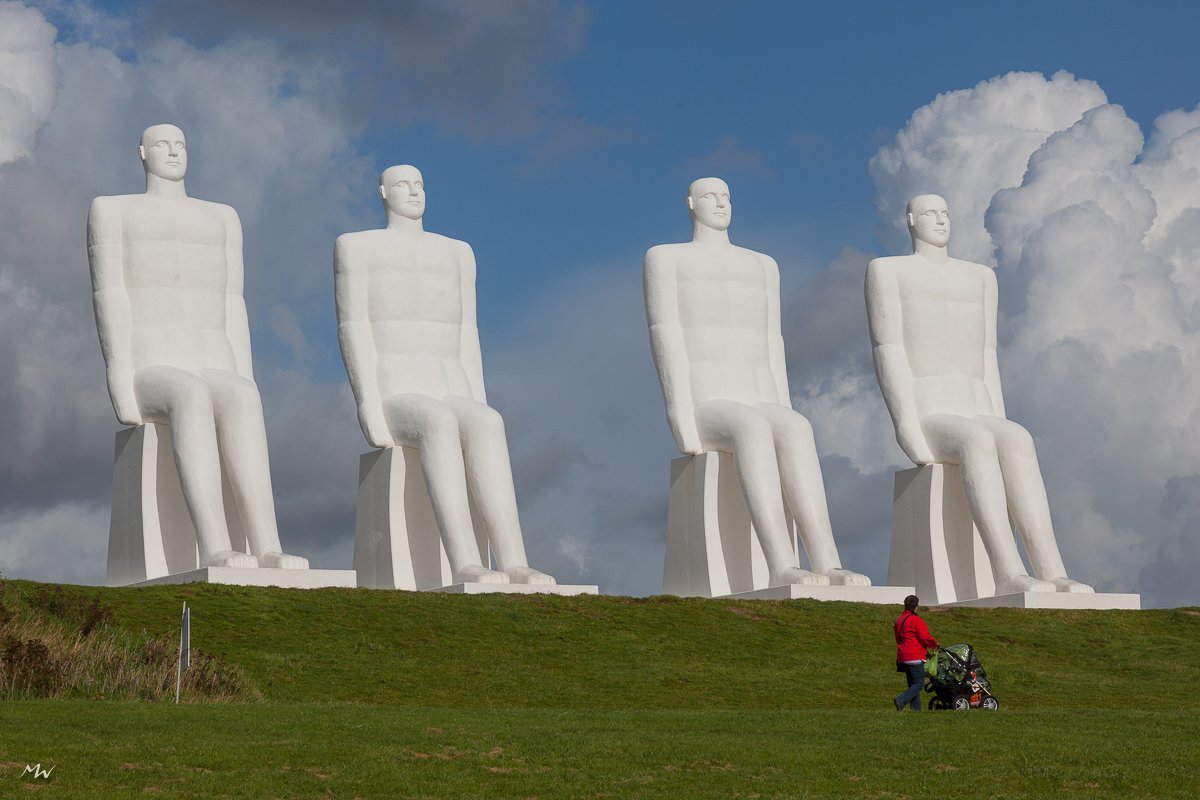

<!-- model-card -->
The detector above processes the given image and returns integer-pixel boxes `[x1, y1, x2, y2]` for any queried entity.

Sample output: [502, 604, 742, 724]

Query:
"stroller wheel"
[952, 694, 971, 711]
[982, 696, 999, 711]
[928, 696, 937, 710]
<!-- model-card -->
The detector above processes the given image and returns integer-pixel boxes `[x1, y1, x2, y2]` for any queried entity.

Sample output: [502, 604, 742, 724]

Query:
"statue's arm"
[644, 248, 702, 454]
[334, 237, 393, 447]
[458, 242, 488, 405]
[222, 207, 255, 383]
[762, 254, 792, 407]
[865, 260, 934, 464]
[982, 267, 1006, 418]
[87, 199, 142, 426]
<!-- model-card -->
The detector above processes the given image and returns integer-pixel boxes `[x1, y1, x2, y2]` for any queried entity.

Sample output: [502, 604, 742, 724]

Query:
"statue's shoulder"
[88, 193, 140, 216]
[426, 231, 473, 256]
[644, 242, 688, 268]
[866, 254, 911, 273]
[950, 256, 996, 278]
[190, 197, 240, 225]
[733, 244, 776, 267]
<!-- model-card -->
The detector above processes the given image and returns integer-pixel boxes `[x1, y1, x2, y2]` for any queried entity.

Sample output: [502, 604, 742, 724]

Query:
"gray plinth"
[130, 567, 357, 589]
[428, 583, 599, 595]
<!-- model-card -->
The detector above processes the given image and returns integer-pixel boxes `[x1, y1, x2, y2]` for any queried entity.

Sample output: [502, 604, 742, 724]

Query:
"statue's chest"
[677, 254, 767, 325]
[123, 202, 228, 291]
[367, 246, 462, 322]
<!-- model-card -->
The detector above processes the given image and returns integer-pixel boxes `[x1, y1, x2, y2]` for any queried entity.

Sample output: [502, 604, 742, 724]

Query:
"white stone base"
[664, 452, 781, 597]
[108, 425, 251, 587]
[427, 582, 599, 596]
[948, 591, 1141, 610]
[726, 584, 914, 603]
[889, 464, 997, 605]
[130, 567, 357, 589]
[353, 447, 489, 590]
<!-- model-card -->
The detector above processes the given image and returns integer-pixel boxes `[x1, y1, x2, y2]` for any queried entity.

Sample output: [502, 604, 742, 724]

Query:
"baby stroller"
[924, 643, 999, 711]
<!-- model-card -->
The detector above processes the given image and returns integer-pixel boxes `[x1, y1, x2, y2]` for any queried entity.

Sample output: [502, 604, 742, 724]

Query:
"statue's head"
[379, 164, 425, 220]
[686, 177, 732, 232]
[138, 124, 187, 182]
[906, 194, 950, 248]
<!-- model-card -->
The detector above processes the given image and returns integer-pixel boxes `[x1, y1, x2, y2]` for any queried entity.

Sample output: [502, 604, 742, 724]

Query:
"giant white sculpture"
[645, 177, 881, 598]
[89, 123, 312, 585]
[336, 165, 570, 592]
[866, 194, 1095, 602]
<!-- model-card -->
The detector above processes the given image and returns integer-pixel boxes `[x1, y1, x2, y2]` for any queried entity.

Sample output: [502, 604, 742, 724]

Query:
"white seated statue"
[334, 165, 554, 587]
[866, 193, 1092, 597]
[644, 177, 870, 594]
[87, 123, 309, 578]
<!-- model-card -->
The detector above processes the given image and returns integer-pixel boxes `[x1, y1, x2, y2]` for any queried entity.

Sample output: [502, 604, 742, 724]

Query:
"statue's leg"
[971, 417, 1093, 593]
[695, 400, 828, 586]
[134, 367, 256, 569]
[383, 394, 507, 584]
[443, 397, 554, 585]
[199, 370, 307, 570]
[921, 414, 1054, 593]
[755, 404, 870, 586]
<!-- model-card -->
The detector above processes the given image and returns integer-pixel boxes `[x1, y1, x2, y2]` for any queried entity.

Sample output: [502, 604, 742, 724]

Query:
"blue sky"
[3, 0, 1200, 605]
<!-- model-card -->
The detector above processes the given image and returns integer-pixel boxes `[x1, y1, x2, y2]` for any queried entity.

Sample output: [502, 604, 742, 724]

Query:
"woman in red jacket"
[894, 594, 938, 711]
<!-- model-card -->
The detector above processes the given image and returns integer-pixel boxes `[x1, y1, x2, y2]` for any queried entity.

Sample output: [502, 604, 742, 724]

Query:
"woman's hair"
[904, 595, 919, 612]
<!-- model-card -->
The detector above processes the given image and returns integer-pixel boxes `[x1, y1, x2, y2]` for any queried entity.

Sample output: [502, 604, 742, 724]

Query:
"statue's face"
[908, 195, 950, 247]
[688, 178, 732, 232]
[140, 124, 187, 182]
[380, 165, 425, 220]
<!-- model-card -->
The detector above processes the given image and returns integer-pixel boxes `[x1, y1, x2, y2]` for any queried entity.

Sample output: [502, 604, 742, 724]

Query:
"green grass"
[1, 580, 1198, 797]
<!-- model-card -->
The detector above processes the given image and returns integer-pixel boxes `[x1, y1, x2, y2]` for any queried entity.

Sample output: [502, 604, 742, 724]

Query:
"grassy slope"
[1, 581, 1198, 798]
[70, 582, 1200, 710]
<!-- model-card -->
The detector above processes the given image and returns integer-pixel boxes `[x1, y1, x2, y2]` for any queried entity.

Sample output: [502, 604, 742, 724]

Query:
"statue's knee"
[174, 383, 214, 418]
[735, 416, 775, 453]
[421, 407, 461, 444]
[963, 428, 997, 458]
[1008, 426, 1036, 456]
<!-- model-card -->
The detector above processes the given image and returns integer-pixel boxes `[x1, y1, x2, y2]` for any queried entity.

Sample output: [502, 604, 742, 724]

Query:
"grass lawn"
[1, 581, 1198, 797]
[2, 703, 1197, 798]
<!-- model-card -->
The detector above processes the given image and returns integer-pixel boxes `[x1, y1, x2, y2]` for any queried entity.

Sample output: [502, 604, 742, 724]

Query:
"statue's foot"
[823, 568, 872, 587]
[204, 550, 258, 569]
[1051, 577, 1094, 594]
[455, 564, 510, 584]
[996, 573, 1056, 594]
[507, 566, 556, 585]
[771, 567, 830, 587]
[259, 552, 310, 570]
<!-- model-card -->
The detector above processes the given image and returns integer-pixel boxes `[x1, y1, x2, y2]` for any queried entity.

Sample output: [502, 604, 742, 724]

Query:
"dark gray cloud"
[132, 0, 593, 145]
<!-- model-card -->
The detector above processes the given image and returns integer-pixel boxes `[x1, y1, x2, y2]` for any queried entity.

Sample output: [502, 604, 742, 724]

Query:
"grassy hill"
[1, 579, 1198, 798]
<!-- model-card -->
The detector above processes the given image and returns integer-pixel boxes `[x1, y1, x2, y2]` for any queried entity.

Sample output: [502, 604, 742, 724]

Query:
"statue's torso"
[665, 242, 781, 407]
[110, 195, 236, 373]
[891, 256, 997, 418]
[352, 230, 473, 399]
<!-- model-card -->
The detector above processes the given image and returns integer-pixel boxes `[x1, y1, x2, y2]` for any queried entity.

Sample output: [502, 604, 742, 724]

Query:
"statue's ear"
[686, 195, 694, 211]
[906, 212, 914, 228]
[379, 184, 387, 201]
[138, 144, 146, 161]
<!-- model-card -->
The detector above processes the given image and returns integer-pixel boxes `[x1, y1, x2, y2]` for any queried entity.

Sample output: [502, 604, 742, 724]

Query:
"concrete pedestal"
[664, 452, 907, 601]
[664, 452, 779, 597]
[353, 447, 491, 590]
[948, 592, 1141, 610]
[889, 464, 996, 605]
[728, 584, 913, 603]
[108, 424, 249, 587]
[429, 582, 598, 595]
[131, 567, 356, 589]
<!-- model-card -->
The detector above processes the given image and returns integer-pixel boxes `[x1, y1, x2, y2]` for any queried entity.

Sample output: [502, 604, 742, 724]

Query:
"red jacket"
[894, 610, 938, 662]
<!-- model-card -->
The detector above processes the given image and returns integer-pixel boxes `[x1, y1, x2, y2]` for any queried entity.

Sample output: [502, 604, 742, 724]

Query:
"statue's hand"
[898, 426, 935, 465]
[111, 383, 144, 427]
[358, 406, 394, 448]
[116, 408, 144, 427]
